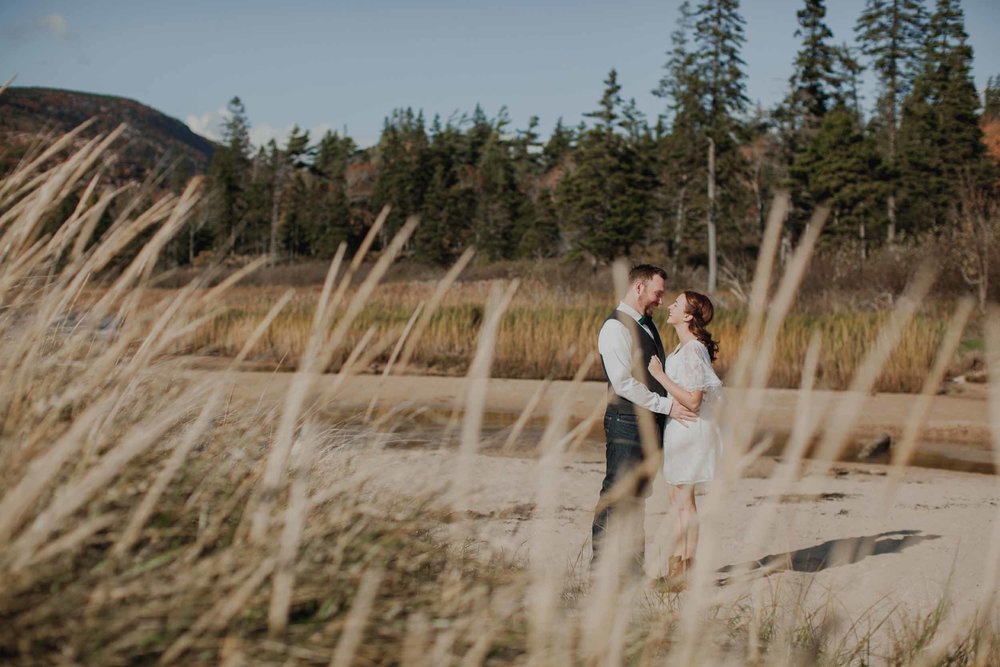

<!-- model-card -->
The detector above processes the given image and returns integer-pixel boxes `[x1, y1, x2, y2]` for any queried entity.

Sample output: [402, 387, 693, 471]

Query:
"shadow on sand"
[716, 530, 941, 585]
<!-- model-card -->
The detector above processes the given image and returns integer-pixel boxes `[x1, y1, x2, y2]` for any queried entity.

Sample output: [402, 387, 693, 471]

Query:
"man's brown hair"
[628, 264, 668, 285]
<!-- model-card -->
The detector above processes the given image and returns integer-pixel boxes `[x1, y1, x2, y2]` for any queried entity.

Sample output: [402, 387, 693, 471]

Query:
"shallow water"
[323, 407, 997, 476]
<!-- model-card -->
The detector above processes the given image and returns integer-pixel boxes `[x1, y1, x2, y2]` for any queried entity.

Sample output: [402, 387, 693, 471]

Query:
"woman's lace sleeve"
[678, 341, 723, 392]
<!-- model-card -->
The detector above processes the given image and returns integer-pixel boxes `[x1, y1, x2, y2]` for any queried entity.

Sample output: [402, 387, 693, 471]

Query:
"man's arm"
[669, 401, 699, 422]
[598, 320, 673, 415]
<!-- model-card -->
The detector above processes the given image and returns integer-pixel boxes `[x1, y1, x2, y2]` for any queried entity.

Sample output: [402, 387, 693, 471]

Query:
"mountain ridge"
[0, 86, 216, 187]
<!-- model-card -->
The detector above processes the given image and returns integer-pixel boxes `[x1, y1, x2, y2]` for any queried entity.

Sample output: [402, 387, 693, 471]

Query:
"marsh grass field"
[166, 282, 967, 394]
[4, 122, 1000, 666]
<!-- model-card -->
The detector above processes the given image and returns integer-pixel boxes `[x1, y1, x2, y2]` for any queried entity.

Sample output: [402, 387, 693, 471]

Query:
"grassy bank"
[176, 284, 956, 393]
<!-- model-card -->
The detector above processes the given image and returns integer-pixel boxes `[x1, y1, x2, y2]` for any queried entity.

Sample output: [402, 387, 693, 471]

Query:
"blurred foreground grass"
[2, 119, 999, 667]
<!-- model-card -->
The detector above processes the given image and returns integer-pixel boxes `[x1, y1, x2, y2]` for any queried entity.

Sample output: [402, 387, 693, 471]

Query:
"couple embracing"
[592, 264, 723, 585]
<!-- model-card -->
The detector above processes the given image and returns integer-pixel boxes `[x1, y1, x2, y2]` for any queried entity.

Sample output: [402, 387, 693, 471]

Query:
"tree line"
[192, 0, 1000, 291]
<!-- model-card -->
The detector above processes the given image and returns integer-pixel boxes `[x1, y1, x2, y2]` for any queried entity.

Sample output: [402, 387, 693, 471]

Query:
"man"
[592, 264, 697, 571]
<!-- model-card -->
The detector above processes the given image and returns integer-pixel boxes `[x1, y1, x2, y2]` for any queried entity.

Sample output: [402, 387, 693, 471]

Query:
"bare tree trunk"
[269, 198, 280, 265]
[859, 220, 866, 263]
[978, 224, 990, 311]
[753, 159, 765, 240]
[980, 256, 988, 311]
[269, 166, 286, 266]
[706, 137, 717, 293]
[673, 185, 686, 267]
[887, 88, 898, 245]
[958, 174, 997, 311]
[887, 194, 896, 244]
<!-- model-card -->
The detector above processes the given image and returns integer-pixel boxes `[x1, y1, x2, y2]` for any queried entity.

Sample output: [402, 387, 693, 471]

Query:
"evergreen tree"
[518, 189, 562, 258]
[509, 116, 556, 257]
[425, 114, 463, 180]
[417, 167, 450, 265]
[512, 116, 542, 177]
[585, 69, 623, 134]
[693, 0, 749, 129]
[510, 115, 543, 205]
[654, 0, 748, 288]
[785, 0, 843, 133]
[620, 98, 648, 143]
[279, 173, 312, 258]
[221, 96, 252, 157]
[473, 133, 525, 261]
[654, 0, 700, 116]
[855, 0, 927, 241]
[269, 125, 313, 260]
[835, 43, 865, 120]
[559, 70, 655, 261]
[654, 0, 705, 264]
[206, 96, 253, 255]
[743, 107, 782, 240]
[415, 119, 475, 264]
[243, 146, 275, 255]
[790, 106, 889, 257]
[309, 130, 355, 257]
[465, 104, 495, 165]
[779, 0, 854, 241]
[313, 130, 355, 180]
[691, 0, 749, 290]
[417, 167, 461, 264]
[542, 118, 574, 171]
[897, 0, 985, 234]
[620, 98, 662, 252]
[371, 108, 431, 242]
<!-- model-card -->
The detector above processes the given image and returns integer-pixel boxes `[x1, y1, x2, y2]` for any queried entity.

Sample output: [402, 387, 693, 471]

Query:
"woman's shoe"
[659, 556, 687, 592]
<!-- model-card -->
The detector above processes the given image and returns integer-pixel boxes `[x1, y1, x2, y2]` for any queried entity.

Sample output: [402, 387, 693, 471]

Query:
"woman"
[647, 290, 723, 585]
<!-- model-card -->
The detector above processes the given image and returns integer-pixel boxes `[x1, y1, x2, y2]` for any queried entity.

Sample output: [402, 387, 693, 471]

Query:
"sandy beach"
[177, 364, 999, 653]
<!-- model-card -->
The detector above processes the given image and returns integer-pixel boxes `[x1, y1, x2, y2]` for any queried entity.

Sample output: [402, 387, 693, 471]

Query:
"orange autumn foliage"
[983, 117, 1000, 165]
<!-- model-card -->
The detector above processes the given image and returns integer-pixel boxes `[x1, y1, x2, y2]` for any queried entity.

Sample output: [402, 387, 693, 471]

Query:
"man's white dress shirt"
[597, 301, 674, 415]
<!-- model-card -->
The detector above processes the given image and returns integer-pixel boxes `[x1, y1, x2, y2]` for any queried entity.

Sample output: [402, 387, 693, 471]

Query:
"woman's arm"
[648, 355, 704, 412]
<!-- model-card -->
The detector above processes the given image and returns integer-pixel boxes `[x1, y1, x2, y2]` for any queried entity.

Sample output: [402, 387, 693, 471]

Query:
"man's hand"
[669, 400, 698, 426]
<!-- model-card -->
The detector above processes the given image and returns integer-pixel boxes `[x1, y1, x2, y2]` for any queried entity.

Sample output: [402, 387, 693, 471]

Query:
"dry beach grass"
[161, 282, 957, 393]
[2, 122, 1000, 665]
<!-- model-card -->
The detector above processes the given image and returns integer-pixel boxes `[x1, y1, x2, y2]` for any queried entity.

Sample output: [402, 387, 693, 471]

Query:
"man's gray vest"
[601, 310, 668, 431]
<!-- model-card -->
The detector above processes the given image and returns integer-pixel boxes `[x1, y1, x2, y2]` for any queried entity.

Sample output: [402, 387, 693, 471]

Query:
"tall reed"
[0, 122, 996, 666]
[175, 286, 951, 393]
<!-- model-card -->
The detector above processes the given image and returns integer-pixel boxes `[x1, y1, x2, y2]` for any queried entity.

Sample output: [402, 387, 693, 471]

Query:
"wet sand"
[178, 363, 994, 463]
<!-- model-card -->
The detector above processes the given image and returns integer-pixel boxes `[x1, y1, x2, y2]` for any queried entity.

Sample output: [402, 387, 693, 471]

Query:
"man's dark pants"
[591, 409, 656, 568]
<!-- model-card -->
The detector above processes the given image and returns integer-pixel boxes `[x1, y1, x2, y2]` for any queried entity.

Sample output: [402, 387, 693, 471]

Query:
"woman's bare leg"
[681, 485, 698, 562]
[666, 484, 685, 560]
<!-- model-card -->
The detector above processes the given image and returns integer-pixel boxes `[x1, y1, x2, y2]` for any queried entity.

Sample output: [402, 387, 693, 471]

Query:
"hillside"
[0, 87, 215, 187]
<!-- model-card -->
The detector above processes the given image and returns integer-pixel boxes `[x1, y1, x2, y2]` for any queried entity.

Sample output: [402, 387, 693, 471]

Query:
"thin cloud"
[186, 108, 229, 142]
[36, 13, 69, 39]
[249, 122, 292, 149]
[186, 109, 341, 151]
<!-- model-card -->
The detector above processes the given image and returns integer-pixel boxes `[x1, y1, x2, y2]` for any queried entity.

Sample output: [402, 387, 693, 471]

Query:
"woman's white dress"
[661, 339, 723, 485]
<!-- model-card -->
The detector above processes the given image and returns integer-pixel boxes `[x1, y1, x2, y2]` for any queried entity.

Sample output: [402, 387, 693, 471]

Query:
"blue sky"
[2, 0, 998, 149]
